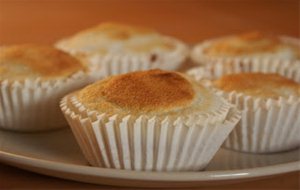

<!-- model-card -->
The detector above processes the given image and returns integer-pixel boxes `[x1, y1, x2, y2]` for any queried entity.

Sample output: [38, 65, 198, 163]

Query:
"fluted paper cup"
[0, 71, 91, 132]
[60, 94, 241, 171]
[187, 59, 300, 153]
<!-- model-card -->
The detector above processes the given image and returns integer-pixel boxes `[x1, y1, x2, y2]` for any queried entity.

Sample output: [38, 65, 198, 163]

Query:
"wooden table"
[0, 0, 299, 189]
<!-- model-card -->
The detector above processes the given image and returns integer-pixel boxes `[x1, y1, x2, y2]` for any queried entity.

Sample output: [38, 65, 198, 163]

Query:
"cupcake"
[191, 31, 300, 65]
[55, 22, 188, 79]
[188, 60, 300, 153]
[60, 69, 240, 171]
[0, 44, 91, 132]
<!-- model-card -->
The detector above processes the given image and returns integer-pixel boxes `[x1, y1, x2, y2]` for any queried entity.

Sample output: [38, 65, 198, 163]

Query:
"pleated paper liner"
[0, 71, 91, 132]
[223, 93, 300, 153]
[187, 59, 300, 153]
[190, 36, 300, 66]
[57, 37, 189, 80]
[60, 94, 241, 171]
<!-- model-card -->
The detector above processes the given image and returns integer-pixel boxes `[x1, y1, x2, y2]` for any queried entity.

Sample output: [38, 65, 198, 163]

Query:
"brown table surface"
[0, 0, 299, 189]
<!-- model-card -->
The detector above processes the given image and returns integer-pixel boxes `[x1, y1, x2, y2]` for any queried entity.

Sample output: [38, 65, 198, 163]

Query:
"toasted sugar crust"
[203, 32, 299, 57]
[77, 69, 195, 114]
[238, 31, 274, 41]
[213, 73, 300, 99]
[81, 22, 156, 40]
[102, 70, 195, 112]
[56, 22, 176, 54]
[126, 40, 176, 52]
[0, 44, 86, 79]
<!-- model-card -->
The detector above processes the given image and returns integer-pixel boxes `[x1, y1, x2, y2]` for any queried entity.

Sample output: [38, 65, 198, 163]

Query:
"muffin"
[191, 31, 300, 65]
[60, 69, 241, 171]
[55, 22, 188, 79]
[0, 44, 91, 131]
[188, 60, 300, 153]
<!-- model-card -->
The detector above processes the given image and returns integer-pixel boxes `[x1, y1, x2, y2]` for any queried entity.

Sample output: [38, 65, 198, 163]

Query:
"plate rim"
[0, 150, 299, 182]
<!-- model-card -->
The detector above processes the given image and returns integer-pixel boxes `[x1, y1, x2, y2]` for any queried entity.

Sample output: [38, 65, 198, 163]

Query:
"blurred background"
[0, 0, 299, 45]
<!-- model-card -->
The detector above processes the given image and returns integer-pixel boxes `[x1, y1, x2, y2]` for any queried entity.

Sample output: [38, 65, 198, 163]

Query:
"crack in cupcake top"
[203, 31, 300, 58]
[213, 73, 300, 99]
[0, 44, 86, 80]
[56, 22, 176, 54]
[76, 69, 225, 116]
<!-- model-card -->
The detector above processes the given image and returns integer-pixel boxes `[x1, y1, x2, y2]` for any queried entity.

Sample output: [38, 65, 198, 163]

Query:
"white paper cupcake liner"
[223, 94, 300, 153]
[187, 59, 300, 153]
[60, 95, 241, 171]
[57, 37, 188, 80]
[191, 36, 300, 66]
[0, 71, 91, 132]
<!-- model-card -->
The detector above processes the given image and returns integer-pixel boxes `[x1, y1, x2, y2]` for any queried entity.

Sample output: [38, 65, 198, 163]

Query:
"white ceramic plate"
[0, 128, 299, 188]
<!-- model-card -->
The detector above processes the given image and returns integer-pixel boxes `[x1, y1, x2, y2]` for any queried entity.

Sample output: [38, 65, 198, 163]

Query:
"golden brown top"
[238, 31, 272, 41]
[56, 22, 176, 54]
[77, 69, 196, 114]
[203, 32, 300, 58]
[213, 73, 300, 99]
[0, 44, 86, 80]
[81, 22, 156, 39]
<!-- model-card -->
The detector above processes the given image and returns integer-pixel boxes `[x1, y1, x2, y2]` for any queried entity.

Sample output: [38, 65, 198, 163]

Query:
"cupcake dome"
[55, 23, 188, 78]
[61, 69, 240, 171]
[0, 44, 85, 80]
[0, 44, 91, 131]
[188, 59, 300, 153]
[191, 32, 300, 65]
[214, 73, 300, 99]
[77, 69, 226, 116]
